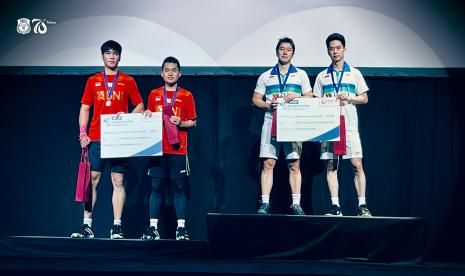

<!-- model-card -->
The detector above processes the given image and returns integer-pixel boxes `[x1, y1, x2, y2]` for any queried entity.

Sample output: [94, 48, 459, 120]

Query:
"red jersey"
[81, 71, 143, 141]
[148, 86, 197, 155]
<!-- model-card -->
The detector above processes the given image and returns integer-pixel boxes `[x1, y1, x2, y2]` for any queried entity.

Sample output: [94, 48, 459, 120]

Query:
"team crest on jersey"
[17, 18, 31, 34]
[155, 96, 161, 101]
[95, 82, 101, 87]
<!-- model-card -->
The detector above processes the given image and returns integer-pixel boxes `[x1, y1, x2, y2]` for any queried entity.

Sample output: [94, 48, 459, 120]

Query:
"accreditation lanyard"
[276, 64, 291, 93]
[330, 66, 344, 95]
[103, 70, 120, 101]
[163, 85, 179, 107]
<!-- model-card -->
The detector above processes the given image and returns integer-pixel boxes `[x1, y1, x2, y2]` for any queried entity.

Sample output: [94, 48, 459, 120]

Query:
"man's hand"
[79, 134, 90, 148]
[143, 110, 152, 118]
[284, 93, 298, 102]
[170, 116, 182, 126]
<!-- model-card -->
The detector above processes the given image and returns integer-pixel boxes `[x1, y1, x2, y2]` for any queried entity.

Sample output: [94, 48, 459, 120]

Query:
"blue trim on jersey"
[271, 64, 298, 75]
[322, 83, 356, 92]
[265, 83, 303, 94]
[326, 62, 351, 74]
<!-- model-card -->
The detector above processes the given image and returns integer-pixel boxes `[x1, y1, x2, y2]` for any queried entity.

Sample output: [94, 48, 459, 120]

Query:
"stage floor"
[1, 214, 464, 275]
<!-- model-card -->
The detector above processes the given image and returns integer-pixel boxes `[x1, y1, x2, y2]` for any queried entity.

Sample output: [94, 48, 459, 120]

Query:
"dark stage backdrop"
[0, 69, 464, 262]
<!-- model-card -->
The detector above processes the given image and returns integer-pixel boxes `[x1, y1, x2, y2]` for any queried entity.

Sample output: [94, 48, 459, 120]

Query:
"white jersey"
[313, 62, 369, 131]
[255, 64, 312, 123]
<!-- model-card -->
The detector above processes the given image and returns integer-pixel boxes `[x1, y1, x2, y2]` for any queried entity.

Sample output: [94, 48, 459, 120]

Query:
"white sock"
[177, 219, 185, 228]
[358, 197, 366, 206]
[83, 218, 92, 227]
[261, 195, 270, 204]
[331, 197, 340, 206]
[113, 219, 122, 226]
[291, 194, 301, 205]
[150, 219, 158, 228]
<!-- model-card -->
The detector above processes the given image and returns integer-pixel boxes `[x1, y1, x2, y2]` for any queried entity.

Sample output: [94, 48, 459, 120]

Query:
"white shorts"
[320, 131, 363, 160]
[259, 116, 301, 160]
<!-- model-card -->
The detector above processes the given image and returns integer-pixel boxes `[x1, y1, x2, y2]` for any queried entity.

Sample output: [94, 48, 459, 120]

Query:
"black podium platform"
[207, 213, 427, 263]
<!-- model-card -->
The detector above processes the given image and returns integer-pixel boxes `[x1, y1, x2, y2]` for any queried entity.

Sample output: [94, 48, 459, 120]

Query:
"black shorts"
[89, 141, 128, 173]
[148, 154, 188, 179]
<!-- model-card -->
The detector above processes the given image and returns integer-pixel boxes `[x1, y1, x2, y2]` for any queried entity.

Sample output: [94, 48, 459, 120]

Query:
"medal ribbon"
[103, 70, 120, 102]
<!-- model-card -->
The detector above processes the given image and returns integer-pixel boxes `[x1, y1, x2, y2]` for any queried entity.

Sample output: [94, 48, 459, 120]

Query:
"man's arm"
[79, 104, 91, 148]
[253, 92, 277, 110]
[302, 91, 313, 97]
[339, 92, 368, 104]
[131, 102, 144, 113]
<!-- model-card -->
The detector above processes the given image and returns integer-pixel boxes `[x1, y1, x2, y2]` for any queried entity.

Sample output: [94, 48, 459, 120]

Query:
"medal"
[103, 70, 120, 108]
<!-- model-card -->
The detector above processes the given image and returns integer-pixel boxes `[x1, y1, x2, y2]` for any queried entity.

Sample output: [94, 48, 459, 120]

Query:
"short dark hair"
[326, 33, 345, 48]
[162, 56, 181, 71]
[100, 40, 122, 55]
[275, 37, 295, 54]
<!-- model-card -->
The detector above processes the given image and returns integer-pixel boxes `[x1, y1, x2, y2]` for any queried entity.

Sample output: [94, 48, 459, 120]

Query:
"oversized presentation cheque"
[277, 97, 340, 142]
[101, 112, 163, 158]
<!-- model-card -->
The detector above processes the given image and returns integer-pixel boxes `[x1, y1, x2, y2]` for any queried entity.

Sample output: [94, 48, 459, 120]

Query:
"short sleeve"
[184, 92, 197, 120]
[254, 73, 267, 95]
[313, 72, 324, 98]
[355, 69, 369, 95]
[127, 77, 143, 106]
[81, 78, 94, 105]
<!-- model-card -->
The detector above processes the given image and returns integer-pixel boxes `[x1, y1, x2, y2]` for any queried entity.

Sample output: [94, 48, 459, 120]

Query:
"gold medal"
[106, 100, 111, 107]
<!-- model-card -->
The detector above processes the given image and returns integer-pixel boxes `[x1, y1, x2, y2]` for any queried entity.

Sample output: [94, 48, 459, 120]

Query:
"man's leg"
[325, 159, 342, 216]
[288, 159, 305, 215]
[327, 159, 339, 199]
[261, 158, 276, 196]
[351, 158, 366, 199]
[257, 158, 276, 214]
[111, 172, 125, 221]
[288, 159, 301, 194]
[141, 177, 164, 240]
[351, 157, 372, 217]
[83, 171, 102, 219]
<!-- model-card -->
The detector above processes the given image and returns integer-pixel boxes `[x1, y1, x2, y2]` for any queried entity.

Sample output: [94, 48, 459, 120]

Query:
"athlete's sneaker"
[325, 204, 343, 216]
[257, 203, 271, 215]
[290, 204, 305, 215]
[175, 227, 190, 240]
[357, 204, 373, 217]
[110, 224, 124, 239]
[141, 226, 160, 240]
[70, 224, 94, 238]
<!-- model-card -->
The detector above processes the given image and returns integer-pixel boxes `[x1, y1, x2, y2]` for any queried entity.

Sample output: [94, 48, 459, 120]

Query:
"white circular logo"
[16, 18, 31, 34]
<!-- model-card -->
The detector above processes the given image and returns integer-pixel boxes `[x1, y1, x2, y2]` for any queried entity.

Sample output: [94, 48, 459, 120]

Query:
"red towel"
[75, 148, 91, 202]
[162, 105, 180, 145]
[270, 94, 278, 138]
[271, 111, 277, 138]
[333, 115, 347, 156]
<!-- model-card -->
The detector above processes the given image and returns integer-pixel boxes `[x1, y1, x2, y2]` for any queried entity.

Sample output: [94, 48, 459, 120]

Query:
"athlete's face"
[102, 49, 120, 70]
[161, 62, 181, 85]
[276, 42, 294, 65]
[327, 40, 345, 64]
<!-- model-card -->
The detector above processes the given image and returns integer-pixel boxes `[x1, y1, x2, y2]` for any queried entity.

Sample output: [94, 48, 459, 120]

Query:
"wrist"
[79, 125, 87, 135]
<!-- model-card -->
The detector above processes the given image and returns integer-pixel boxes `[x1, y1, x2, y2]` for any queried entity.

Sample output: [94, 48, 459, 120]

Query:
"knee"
[326, 160, 338, 173]
[288, 161, 300, 174]
[352, 160, 364, 174]
[111, 174, 124, 189]
[173, 178, 186, 194]
[91, 173, 100, 186]
[262, 159, 276, 171]
[151, 178, 164, 193]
